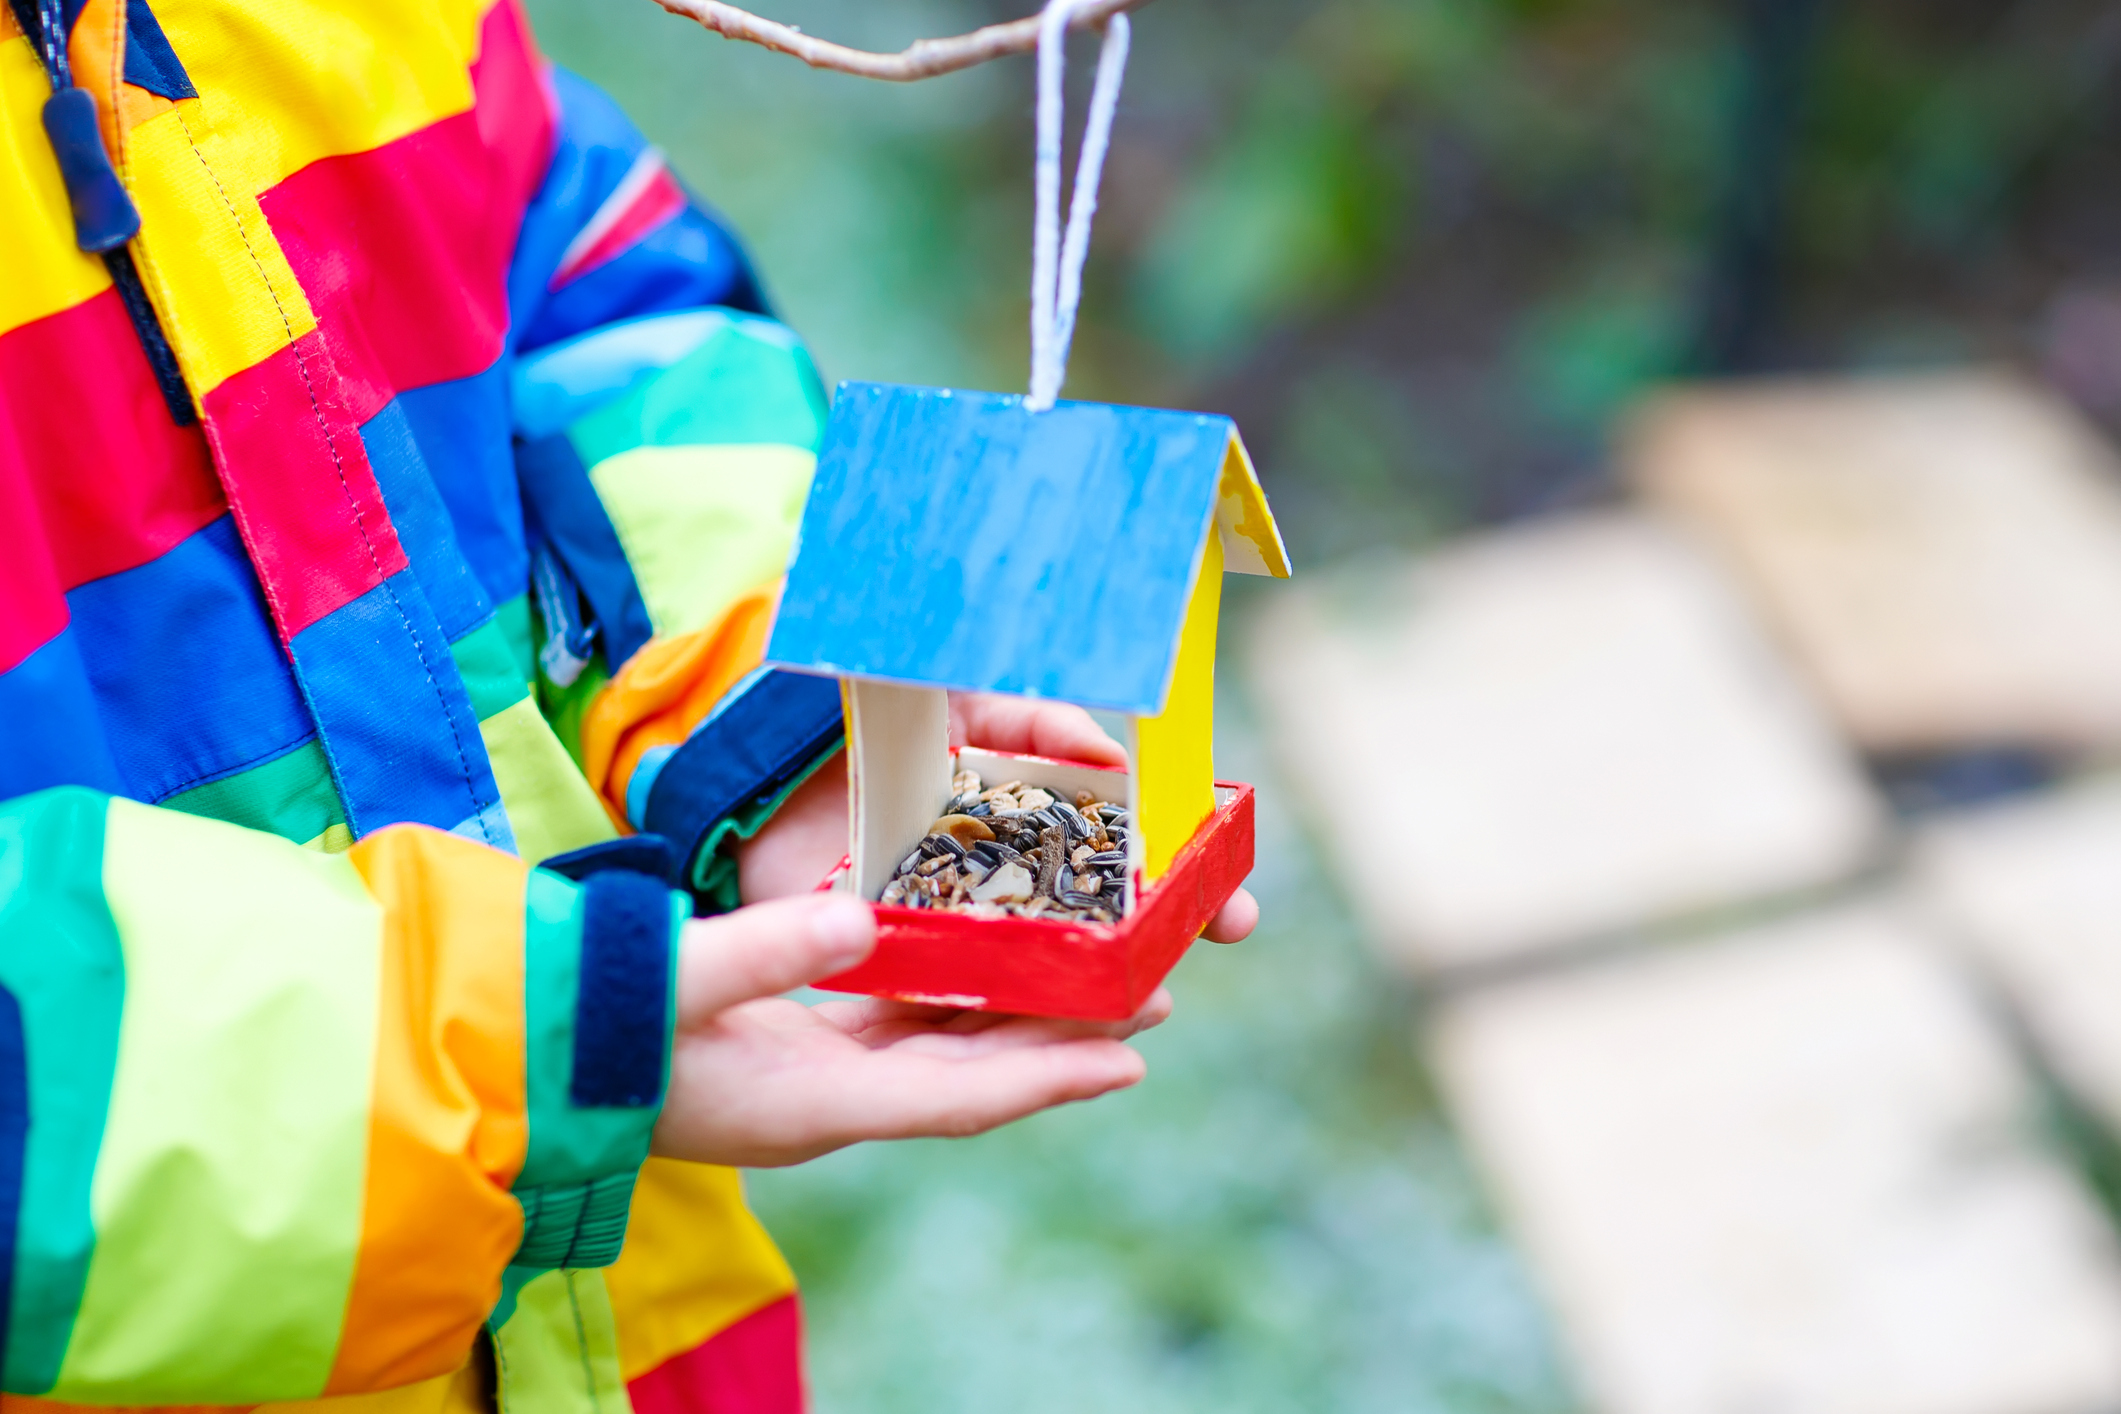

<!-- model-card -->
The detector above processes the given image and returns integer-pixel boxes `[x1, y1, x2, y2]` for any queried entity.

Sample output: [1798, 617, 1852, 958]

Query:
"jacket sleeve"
[0, 786, 679, 1403]
[505, 69, 845, 911]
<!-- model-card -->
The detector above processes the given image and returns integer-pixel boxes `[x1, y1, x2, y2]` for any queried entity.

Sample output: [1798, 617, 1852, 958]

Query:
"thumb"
[677, 895, 875, 1024]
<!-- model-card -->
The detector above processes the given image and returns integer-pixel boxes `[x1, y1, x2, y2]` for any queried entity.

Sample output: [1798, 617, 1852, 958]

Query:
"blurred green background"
[521, 1, 2121, 1406]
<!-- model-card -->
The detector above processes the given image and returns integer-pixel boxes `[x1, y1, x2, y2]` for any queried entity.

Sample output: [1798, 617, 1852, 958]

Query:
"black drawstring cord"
[35, 0, 64, 84]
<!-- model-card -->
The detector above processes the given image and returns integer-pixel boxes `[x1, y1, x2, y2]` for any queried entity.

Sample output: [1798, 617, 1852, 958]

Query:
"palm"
[657, 981, 1168, 1168]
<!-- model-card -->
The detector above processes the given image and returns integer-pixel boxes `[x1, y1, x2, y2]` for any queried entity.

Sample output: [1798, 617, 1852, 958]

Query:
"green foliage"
[1133, 73, 1404, 363]
[1797, 5, 2107, 264]
[1510, 266, 1690, 433]
[529, 0, 2112, 508]
[1270, 364, 1473, 561]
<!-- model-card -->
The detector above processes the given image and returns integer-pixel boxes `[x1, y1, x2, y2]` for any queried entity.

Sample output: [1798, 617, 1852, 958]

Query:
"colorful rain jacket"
[1, 0, 846, 1410]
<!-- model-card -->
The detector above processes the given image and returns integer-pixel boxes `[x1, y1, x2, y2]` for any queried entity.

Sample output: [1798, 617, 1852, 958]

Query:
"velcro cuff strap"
[541, 834, 680, 886]
[643, 668, 846, 900]
[573, 870, 676, 1108]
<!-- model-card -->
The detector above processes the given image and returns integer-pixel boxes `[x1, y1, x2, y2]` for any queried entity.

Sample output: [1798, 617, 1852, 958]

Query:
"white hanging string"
[1026, 0, 1130, 412]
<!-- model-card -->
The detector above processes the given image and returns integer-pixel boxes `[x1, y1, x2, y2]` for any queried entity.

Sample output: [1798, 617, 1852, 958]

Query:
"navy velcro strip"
[0, 985, 27, 1383]
[573, 870, 673, 1108]
[123, 0, 196, 100]
[514, 435, 656, 671]
[541, 834, 680, 886]
[642, 669, 846, 875]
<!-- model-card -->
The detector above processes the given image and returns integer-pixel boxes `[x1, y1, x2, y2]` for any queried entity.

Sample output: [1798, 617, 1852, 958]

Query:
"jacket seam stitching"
[171, 110, 496, 844]
[107, 0, 127, 176]
[565, 1272, 604, 1414]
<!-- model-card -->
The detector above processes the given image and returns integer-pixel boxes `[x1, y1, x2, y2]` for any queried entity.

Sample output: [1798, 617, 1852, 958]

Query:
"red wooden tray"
[814, 771, 1256, 1021]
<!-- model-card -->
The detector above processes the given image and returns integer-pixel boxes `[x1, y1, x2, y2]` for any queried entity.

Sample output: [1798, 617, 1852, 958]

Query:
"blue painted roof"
[766, 382, 1232, 714]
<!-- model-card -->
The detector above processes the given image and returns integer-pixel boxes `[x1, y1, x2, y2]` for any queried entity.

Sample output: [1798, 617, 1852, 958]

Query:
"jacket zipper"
[10, 0, 196, 426]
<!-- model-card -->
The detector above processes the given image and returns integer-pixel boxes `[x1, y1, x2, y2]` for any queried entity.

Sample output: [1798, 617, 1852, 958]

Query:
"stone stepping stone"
[1911, 777, 2121, 1129]
[1431, 905, 2121, 1414]
[1629, 373, 2121, 752]
[1247, 512, 1882, 972]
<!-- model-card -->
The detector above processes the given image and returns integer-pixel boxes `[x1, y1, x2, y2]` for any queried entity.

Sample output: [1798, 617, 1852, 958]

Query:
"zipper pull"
[42, 86, 141, 254]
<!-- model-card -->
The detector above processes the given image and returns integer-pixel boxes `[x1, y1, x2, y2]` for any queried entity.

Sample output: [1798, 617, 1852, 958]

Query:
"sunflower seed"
[930, 814, 995, 847]
[1036, 825, 1066, 898]
[882, 781, 1132, 921]
[970, 861, 1035, 904]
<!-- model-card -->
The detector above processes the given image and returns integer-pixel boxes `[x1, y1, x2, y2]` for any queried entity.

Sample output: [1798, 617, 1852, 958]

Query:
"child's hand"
[652, 895, 1165, 1166]
[732, 693, 1257, 942]
[732, 694, 1118, 902]
[732, 750, 854, 904]
[944, 692, 1127, 768]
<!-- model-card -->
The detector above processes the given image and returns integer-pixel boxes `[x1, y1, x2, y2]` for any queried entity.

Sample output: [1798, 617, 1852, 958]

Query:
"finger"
[1201, 887, 1259, 944]
[1024, 703, 1128, 767]
[808, 995, 968, 1039]
[850, 1009, 1051, 1049]
[865, 986, 1172, 1049]
[877, 998, 1168, 1055]
[733, 751, 850, 903]
[811, 994, 1153, 1049]
[677, 896, 875, 1024]
[955, 694, 1127, 767]
[1128, 987, 1174, 1035]
[829, 1039, 1147, 1144]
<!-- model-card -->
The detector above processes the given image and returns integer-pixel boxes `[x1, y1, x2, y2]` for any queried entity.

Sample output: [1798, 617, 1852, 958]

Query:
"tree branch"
[649, 0, 1154, 81]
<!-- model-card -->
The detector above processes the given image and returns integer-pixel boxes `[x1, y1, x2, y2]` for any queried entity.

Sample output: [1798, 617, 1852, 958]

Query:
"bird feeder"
[765, 383, 1289, 1019]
